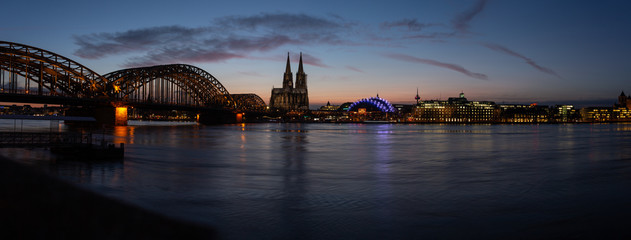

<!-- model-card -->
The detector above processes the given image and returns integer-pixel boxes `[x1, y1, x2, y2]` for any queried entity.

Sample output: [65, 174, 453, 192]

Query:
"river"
[2, 120, 631, 239]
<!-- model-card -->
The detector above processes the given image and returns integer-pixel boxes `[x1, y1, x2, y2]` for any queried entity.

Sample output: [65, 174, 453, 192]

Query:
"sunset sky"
[2, 0, 630, 108]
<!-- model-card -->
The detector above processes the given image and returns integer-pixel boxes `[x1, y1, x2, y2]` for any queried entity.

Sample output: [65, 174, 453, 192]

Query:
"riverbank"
[0, 157, 217, 239]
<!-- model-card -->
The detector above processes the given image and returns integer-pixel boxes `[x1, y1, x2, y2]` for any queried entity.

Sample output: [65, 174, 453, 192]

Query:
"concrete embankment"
[0, 157, 217, 239]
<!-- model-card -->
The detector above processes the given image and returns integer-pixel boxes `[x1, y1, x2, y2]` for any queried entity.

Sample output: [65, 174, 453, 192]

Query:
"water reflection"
[4, 122, 631, 239]
[278, 124, 309, 238]
[113, 125, 135, 144]
[615, 122, 631, 131]
[374, 124, 392, 175]
[373, 124, 393, 226]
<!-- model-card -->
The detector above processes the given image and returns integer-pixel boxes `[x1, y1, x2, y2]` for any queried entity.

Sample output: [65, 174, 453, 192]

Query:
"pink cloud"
[482, 43, 562, 79]
[346, 66, 364, 73]
[385, 53, 488, 80]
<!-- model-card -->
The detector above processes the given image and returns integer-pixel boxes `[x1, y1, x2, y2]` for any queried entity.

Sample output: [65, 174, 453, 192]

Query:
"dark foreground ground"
[0, 156, 217, 240]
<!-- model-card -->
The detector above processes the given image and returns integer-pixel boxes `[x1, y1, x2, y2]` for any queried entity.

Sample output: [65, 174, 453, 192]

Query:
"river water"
[3, 121, 631, 239]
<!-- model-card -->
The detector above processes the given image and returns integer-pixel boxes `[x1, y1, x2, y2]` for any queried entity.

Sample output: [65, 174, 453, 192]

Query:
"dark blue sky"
[3, 0, 630, 106]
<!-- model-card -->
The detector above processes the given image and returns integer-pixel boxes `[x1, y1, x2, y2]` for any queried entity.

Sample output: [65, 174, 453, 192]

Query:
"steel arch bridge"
[103, 64, 236, 109]
[1, 41, 267, 115]
[0, 41, 108, 98]
[231, 94, 267, 111]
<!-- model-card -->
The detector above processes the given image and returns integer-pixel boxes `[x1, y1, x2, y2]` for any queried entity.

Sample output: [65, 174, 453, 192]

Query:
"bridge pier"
[66, 106, 127, 126]
[197, 110, 237, 125]
[94, 106, 127, 126]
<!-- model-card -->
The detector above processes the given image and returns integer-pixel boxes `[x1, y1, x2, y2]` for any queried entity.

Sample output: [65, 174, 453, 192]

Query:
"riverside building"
[580, 91, 631, 122]
[411, 92, 497, 123]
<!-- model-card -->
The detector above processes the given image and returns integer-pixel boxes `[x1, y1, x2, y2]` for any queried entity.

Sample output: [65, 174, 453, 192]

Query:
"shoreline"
[264, 120, 625, 124]
[0, 156, 217, 239]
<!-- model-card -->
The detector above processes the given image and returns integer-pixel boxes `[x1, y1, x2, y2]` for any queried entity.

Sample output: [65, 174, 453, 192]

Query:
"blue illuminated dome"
[348, 97, 396, 113]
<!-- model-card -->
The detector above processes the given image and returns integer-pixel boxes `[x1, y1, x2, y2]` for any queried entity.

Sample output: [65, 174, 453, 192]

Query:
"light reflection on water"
[3, 121, 631, 239]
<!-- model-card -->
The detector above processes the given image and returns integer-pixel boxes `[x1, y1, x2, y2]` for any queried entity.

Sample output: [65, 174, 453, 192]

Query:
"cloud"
[73, 13, 350, 67]
[74, 25, 207, 59]
[381, 18, 433, 31]
[385, 53, 488, 80]
[293, 53, 329, 68]
[207, 35, 299, 52]
[452, 0, 488, 33]
[482, 43, 562, 78]
[124, 47, 244, 67]
[238, 71, 265, 77]
[215, 13, 345, 33]
[377, 1, 487, 42]
[404, 32, 455, 40]
[346, 66, 364, 73]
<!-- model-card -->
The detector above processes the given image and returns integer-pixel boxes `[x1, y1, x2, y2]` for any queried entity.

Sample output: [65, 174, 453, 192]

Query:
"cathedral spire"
[283, 52, 293, 89]
[295, 52, 307, 89]
[297, 52, 304, 74]
[285, 52, 292, 74]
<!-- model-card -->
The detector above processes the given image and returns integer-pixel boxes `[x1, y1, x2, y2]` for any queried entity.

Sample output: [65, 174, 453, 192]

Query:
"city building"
[579, 91, 631, 122]
[412, 92, 497, 123]
[269, 53, 309, 111]
[580, 107, 612, 122]
[612, 91, 631, 121]
[319, 101, 339, 111]
[616, 91, 631, 109]
[299, 90, 631, 123]
[553, 105, 578, 123]
[309, 102, 345, 122]
[0, 104, 62, 116]
[497, 104, 551, 123]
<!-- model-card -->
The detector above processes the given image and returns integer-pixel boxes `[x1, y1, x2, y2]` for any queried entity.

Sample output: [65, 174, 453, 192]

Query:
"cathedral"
[269, 53, 309, 110]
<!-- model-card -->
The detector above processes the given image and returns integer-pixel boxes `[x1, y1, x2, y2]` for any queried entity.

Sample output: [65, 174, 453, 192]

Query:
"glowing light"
[113, 85, 121, 93]
[348, 96, 396, 113]
[115, 107, 128, 126]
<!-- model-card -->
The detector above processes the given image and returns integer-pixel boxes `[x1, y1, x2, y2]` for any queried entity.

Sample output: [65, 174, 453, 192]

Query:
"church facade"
[269, 53, 309, 110]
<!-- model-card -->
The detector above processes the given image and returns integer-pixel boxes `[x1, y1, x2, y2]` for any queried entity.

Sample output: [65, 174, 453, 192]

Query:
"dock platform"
[0, 132, 124, 160]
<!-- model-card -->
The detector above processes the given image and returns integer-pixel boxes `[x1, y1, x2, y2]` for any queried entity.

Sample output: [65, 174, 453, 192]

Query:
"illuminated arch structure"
[231, 94, 267, 111]
[0, 41, 108, 98]
[348, 96, 396, 113]
[1, 41, 266, 114]
[103, 64, 236, 109]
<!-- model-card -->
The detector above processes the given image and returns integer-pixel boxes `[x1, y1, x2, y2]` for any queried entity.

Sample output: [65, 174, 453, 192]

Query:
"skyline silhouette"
[2, 0, 630, 107]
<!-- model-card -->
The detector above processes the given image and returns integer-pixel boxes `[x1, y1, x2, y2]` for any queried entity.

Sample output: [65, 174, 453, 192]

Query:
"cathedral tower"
[295, 52, 307, 89]
[270, 52, 310, 111]
[283, 52, 293, 89]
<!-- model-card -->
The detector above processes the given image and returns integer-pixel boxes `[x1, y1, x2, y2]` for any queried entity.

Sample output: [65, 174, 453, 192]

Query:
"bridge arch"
[231, 94, 267, 111]
[0, 41, 108, 98]
[348, 96, 396, 113]
[103, 64, 235, 109]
